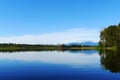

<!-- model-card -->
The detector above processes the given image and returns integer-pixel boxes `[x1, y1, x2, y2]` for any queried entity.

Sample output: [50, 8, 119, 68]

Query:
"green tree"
[99, 24, 118, 47]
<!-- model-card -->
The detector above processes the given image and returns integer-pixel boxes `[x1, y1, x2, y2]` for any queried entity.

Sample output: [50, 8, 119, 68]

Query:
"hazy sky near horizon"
[0, 0, 120, 44]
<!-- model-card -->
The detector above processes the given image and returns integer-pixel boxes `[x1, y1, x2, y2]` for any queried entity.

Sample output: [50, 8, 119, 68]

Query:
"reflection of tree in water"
[99, 50, 120, 73]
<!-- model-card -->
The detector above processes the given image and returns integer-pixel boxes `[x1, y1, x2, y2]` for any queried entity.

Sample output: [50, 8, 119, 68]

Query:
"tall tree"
[99, 24, 119, 47]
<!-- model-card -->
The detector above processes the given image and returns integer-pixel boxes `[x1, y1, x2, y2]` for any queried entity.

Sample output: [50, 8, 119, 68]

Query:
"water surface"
[0, 50, 119, 80]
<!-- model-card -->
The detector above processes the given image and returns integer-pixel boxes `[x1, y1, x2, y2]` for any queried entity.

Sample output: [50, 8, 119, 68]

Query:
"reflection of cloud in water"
[0, 51, 100, 68]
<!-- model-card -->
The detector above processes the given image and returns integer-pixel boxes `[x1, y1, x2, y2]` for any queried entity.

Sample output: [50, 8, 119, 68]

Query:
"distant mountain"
[66, 41, 98, 46]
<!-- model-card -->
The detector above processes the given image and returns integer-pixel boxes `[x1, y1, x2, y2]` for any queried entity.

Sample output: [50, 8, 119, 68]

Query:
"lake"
[0, 50, 120, 80]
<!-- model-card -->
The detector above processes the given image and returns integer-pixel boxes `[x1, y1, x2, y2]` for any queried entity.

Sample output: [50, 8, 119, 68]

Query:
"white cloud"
[0, 28, 100, 44]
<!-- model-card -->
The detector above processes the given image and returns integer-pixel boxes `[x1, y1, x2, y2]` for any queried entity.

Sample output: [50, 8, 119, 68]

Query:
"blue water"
[0, 51, 119, 80]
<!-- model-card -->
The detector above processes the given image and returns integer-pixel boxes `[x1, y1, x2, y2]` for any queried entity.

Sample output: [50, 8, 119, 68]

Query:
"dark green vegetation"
[99, 23, 120, 49]
[98, 23, 120, 73]
[0, 43, 97, 52]
[0, 44, 62, 52]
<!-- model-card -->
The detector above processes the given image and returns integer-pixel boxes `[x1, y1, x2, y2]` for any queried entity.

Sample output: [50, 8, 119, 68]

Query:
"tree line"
[99, 23, 120, 48]
[0, 43, 96, 52]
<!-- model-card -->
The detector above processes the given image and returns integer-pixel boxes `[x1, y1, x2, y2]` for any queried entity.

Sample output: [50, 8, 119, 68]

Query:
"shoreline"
[0, 43, 115, 52]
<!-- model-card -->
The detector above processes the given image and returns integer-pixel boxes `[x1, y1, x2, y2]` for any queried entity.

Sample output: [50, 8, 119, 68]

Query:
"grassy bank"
[0, 43, 115, 52]
[64, 46, 97, 50]
[0, 43, 98, 52]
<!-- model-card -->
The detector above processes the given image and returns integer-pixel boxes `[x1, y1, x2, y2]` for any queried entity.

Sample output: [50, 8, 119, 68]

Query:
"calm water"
[0, 50, 120, 80]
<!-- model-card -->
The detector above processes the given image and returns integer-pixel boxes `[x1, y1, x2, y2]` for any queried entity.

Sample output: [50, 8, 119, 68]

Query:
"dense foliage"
[99, 23, 120, 48]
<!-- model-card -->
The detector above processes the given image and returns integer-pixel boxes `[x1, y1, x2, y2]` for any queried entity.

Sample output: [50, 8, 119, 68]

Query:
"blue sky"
[0, 0, 120, 44]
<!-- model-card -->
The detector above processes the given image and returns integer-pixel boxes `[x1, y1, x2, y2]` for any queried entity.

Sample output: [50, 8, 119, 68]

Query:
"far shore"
[0, 43, 114, 52]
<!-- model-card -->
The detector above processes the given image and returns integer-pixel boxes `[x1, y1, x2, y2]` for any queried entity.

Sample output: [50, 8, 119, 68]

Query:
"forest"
[99, 23, 120, 49]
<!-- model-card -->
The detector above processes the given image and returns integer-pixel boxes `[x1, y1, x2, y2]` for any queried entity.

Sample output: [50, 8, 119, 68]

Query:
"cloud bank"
[0, 28, 100, 44]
